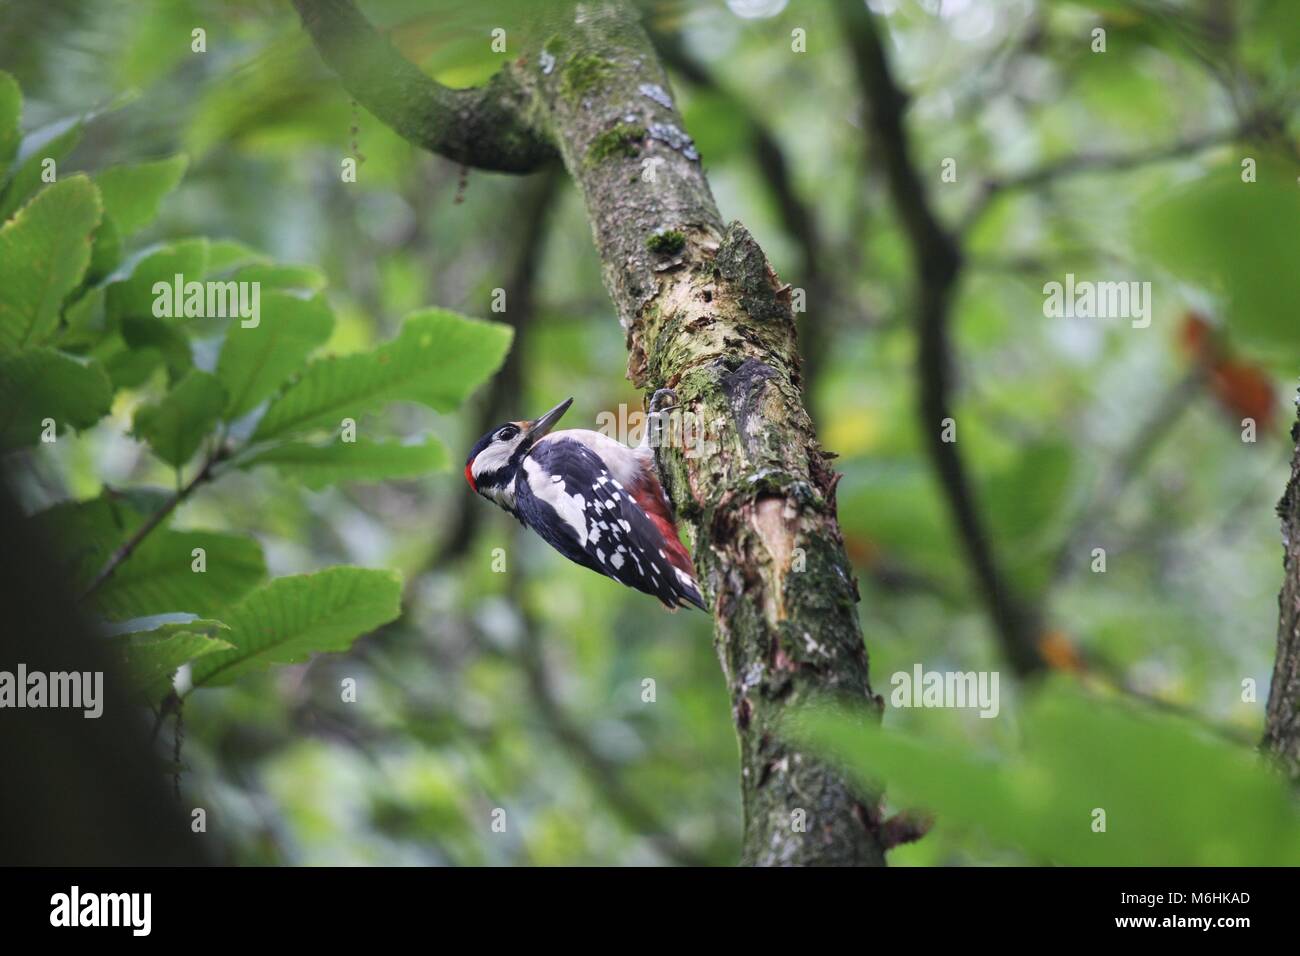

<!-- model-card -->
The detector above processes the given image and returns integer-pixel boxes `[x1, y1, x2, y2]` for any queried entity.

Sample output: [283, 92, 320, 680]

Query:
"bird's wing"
[514, 437, 705, 610]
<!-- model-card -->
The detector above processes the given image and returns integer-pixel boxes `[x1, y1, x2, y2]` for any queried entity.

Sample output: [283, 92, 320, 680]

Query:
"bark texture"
[1264, 405, 1300, 781]
[297, 0, 886, 866]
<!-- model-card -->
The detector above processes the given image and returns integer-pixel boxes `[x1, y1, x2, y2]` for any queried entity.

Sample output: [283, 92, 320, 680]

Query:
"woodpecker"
[465, 391, 706, 611]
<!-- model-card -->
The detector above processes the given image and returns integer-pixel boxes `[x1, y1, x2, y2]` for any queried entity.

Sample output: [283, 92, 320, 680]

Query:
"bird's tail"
[677, 577, 707, 611]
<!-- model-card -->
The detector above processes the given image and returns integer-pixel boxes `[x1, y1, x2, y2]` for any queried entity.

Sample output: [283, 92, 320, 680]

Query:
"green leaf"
[30, 494, 164, 586]
[215, 291, 334, 420]
[105, 238, 210, 324]
[111, 617, 232, 701]
[103, 340, 163, 389]
[253, 308, 513, 441]
[231, 262, 326, 292]
[1140, 158, 1300, 359]
[121, 315, 194, 381]
[0, 116, 83, 220]
[60, 286, 109, 349]
[188, 567, 402, 688]
[240, 437, 450, 489]
[0, 71, 20, 182]
[92, 155, 188, 236]
[92, 530, 267, 621]
[206, 238, 269, 274]
[792, 680, 1300, 866]
[87, 215, 122, 285]
[0, 175, 102, 353]
[131, 370, 227, 467]
[0, 348, 112, 450]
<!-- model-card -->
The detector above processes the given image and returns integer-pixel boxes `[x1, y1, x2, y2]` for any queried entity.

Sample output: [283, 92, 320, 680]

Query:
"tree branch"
[1264, 396, 1300, 782]
[959, 115, 1276, 235]
[291, 0, 556, 173]
[839, 1, 1046, 678]
[1051, 368, 1205, 584]
[79, 448, 221, 601]
[295, 0, 889, 866]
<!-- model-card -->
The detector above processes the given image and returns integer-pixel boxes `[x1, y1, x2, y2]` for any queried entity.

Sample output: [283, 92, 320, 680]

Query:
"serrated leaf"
[0, 347, 112, 450]
[216, 291, 333, 420]
[105, 238, 210, 324]
[112, 617, 232, 701]
[188, 567, 401, 688]
[91, 530, 266, 621]
[92, 154, 188, 236]
[240, 437, 450, 489]
[253, 309, 512, 441]
[131, 370, 227, 467]
[0, 116, 83, 220]
[0, 175, 102, 353]
[0, 71, 20, 182]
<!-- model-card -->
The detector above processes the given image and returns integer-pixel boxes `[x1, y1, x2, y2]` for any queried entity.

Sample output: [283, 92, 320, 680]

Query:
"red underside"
[629, 474, 696, 578]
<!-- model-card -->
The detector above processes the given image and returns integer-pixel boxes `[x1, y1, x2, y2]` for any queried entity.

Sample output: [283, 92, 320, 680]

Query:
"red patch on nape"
[464, 461, 477, 493]
[630, 474, 696, 578]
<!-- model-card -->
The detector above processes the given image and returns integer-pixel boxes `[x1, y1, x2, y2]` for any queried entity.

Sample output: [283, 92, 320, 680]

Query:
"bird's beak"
[525, 397, 572, 439]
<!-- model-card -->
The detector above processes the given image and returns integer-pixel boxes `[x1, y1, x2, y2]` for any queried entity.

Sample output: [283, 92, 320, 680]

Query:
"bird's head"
[465, 397, 572, 509]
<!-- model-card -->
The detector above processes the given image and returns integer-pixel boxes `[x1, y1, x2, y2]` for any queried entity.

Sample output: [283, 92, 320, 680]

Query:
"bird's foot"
[648, 388, 678, 416]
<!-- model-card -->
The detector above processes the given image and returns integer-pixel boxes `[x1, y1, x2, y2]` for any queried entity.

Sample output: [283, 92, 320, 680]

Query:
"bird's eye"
[496, 426, 518, 441]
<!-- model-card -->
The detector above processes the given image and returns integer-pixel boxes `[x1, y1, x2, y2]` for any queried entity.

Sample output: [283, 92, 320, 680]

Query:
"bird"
[464, 390, 706, 611]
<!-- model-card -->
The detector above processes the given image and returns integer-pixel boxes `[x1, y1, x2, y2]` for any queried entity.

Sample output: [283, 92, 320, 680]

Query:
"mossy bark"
[298, 0, 886, 866]
[530, 3, 885, 866]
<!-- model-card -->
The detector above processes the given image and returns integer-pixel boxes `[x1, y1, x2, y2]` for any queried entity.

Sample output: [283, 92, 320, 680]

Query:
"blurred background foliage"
[2, 0, 1298, 865]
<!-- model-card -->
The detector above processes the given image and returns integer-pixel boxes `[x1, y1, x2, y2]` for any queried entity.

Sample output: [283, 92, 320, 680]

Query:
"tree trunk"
[1264, 405, 1300, 781]
[296, 0, 886, 866]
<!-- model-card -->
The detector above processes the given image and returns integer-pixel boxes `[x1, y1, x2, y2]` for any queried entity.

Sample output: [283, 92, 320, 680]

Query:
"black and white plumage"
[465, 397, 705, 611]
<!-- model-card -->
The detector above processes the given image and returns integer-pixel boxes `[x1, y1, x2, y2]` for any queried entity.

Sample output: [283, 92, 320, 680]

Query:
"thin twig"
[79, 449, 221, 601]
[959, 115, 1275, 235]
[1051, 368, 1205, 584]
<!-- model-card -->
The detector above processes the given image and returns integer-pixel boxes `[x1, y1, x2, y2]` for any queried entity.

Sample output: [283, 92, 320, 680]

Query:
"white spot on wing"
[524, 457, 590, 546]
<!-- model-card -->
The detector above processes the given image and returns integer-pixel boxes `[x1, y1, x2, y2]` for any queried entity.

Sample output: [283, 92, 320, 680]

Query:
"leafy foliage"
[1, 70, 509, 718]
[0, 175, 101, 353]
[188, 568, 402, 688]
[251, 309, 514, 441]
[794, 681, 1300, 866]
